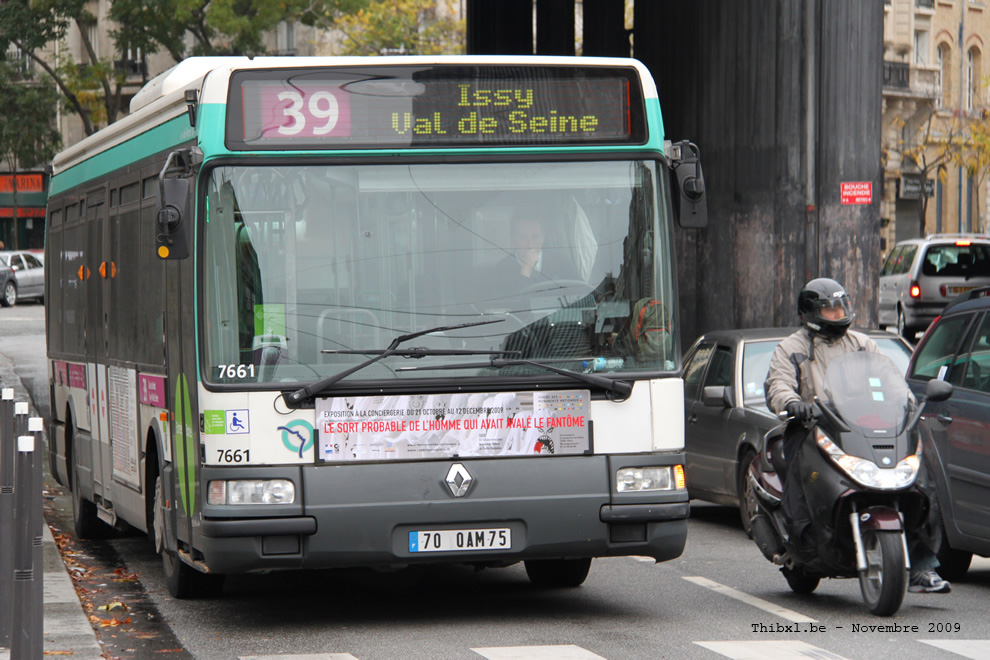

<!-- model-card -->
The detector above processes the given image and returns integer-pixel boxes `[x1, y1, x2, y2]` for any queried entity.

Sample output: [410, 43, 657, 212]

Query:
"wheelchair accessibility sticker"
[226, 410, 250, 434]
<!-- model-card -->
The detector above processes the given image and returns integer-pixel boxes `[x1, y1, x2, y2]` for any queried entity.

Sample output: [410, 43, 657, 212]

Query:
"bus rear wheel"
[71, 429, 112, 539]
[153, 475, 225, 599]
[524, 558, 592, 588]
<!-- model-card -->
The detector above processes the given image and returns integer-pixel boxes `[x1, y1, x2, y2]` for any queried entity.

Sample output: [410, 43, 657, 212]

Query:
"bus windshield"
[202, 159, 676, 386]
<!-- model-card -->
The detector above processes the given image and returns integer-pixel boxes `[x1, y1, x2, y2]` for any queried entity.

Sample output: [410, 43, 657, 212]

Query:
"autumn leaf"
[97, 601, 126, 611]
[98, 616, 132, 627]
[111, 568, 138, 581]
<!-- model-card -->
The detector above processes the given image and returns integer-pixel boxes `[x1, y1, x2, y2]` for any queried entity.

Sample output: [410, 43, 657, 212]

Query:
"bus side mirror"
[668, 140, 708, 229]
[155, 149, 196, 260]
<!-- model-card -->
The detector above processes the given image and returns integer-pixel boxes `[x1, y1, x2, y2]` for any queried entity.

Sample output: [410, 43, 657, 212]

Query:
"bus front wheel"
[154, 475, 225, 599]
[524, 558, 592, 588]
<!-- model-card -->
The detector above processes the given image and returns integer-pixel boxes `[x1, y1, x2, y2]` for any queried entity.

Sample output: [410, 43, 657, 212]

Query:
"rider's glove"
[785, 400, 814, 422]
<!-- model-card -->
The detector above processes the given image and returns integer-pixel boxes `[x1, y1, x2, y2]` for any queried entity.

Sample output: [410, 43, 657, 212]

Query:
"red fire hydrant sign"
[840, 181, 873, 205]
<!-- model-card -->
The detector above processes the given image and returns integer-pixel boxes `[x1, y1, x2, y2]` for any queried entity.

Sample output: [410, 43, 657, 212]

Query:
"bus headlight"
[616, 465, 685, 492]
[207, 479, 296, 505]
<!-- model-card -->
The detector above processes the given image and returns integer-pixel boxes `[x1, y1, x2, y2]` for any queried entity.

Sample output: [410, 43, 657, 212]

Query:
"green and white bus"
[46, 56, 708, 598]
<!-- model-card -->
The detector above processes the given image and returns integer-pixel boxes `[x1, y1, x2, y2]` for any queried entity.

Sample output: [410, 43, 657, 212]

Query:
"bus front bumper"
[195, 455, 689, 574]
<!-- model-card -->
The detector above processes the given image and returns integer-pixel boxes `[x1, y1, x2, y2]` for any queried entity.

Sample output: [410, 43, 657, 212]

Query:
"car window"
[881, 246, 903, 277]
[895, 245, 917, 275]
[683, 343, 715, 401]
[742, 340, 779, 404]
[947, 313, 990, 393]
[703, 346, 733, 388]
[11, 255, 25, 271]
[909, 313, 975, 381]
[921, 244, 990, 278]
[22, 254, 42, 269]
[873, 337, 913, 375]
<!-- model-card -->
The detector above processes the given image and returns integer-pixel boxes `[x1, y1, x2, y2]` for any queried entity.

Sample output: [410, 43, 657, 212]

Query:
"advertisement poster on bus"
[315, 390, 591, 462]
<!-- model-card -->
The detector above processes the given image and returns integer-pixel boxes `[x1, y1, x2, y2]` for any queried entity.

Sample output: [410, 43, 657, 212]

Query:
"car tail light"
[955, 240, 971, 246]
[940, 284, 946, 297]
[909, 281, 921, 298]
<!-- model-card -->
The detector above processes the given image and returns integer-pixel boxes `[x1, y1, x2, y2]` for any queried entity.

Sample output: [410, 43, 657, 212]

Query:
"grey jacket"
[764, 328, 878, 415]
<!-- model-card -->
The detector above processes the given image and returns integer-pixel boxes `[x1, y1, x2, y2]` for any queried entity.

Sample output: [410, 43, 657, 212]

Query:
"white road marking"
[683, 576, 817, 623]
[695, 641, 850, 659]
[472, 645, 607, 659]
[239, 655, 358, 659]
[919, 640, 990, 659]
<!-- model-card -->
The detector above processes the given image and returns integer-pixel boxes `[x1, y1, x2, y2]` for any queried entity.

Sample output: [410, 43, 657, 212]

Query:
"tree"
[957, 108, 990, 234]
[334, 0, 464, 56]
[1, 0, 369, 135]
[109, 0, 370, 61]
[0, 0, 105, 135]
[0, 63, 61, 248]
[892, 102, 964, 238]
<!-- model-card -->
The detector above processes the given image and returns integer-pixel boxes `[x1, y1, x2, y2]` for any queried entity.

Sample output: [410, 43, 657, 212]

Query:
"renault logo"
[445, 463, 473, 498]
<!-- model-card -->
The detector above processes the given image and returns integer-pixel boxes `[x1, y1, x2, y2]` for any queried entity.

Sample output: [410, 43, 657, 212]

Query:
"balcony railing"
[883, 61, 910, 89]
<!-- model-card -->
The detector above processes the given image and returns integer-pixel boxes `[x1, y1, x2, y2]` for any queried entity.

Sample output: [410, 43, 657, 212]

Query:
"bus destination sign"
[227, 65, 646, 150]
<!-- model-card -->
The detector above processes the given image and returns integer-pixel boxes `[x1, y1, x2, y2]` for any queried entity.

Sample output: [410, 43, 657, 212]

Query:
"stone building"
[882, 0, 990, 258]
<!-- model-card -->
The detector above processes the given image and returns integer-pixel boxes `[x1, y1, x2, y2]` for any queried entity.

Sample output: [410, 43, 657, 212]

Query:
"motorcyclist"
[764, 277, 949, 593]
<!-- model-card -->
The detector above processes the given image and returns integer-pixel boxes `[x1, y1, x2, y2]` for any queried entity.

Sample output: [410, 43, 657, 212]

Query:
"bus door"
[85, 184, 111, 506]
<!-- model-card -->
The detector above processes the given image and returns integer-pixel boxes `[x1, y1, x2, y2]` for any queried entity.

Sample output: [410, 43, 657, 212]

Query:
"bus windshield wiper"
[286, 319, 507, 404]
[396, 357, 634, 401]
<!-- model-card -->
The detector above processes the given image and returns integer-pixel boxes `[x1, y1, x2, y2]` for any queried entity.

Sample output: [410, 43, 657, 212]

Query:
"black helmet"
[798, 278, 853, 339]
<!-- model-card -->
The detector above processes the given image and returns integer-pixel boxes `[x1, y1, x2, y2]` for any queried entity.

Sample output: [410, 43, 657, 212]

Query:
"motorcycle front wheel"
[858, 530, 907, 616]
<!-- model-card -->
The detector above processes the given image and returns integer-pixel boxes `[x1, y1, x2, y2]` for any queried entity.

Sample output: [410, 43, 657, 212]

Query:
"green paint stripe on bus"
[49, 115, 197, 196]
[174, 373, 194, 518]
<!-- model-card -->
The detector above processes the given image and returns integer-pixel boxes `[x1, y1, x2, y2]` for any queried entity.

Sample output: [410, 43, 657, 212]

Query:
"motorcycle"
[745, 351, 953, 616]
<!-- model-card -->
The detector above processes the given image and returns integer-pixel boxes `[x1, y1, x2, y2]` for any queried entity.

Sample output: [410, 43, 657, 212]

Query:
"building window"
[276, 21, 296, 56]
[938, 43, 951, 108]
[966, 48, 978, 112]
[5, 44, 31, 78]
[915, 30, 929, 66]
[86, 23, 99, 62]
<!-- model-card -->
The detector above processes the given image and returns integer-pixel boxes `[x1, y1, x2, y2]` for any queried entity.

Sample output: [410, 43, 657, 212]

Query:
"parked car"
[878, 233, 990, 340]
[905, 286, 990, 581]
[0, 260, 16, 307]
[681, 327, 914, 532]
[0, 250, 45, 304]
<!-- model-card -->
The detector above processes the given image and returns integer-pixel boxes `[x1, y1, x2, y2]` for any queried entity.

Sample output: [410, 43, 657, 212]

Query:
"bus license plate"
[409, 528, 511, 553]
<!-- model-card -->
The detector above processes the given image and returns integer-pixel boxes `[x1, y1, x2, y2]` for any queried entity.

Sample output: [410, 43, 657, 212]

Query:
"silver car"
[0, 250, 45, 305]
[878, 234, 990, 339]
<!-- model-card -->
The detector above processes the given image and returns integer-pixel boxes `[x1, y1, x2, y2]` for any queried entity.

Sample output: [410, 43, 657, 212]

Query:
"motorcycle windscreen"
[820, 351, 913, 439]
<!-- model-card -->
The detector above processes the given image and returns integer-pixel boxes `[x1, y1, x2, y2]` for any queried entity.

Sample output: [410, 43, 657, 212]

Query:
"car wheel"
[935, 521, 972, 582]
[2, 281, 16, 307]
[70, 428, 113, 540]
[896, 307, 910, 340]
[737, 448, 757, 537]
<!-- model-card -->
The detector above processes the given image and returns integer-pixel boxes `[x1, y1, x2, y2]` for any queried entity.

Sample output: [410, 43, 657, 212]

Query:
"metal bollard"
[10, 410, 44, 660]
[0, 388, 15, 648]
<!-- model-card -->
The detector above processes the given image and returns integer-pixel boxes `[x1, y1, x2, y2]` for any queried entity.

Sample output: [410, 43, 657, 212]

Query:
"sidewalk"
[0, 352, 104, 659]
